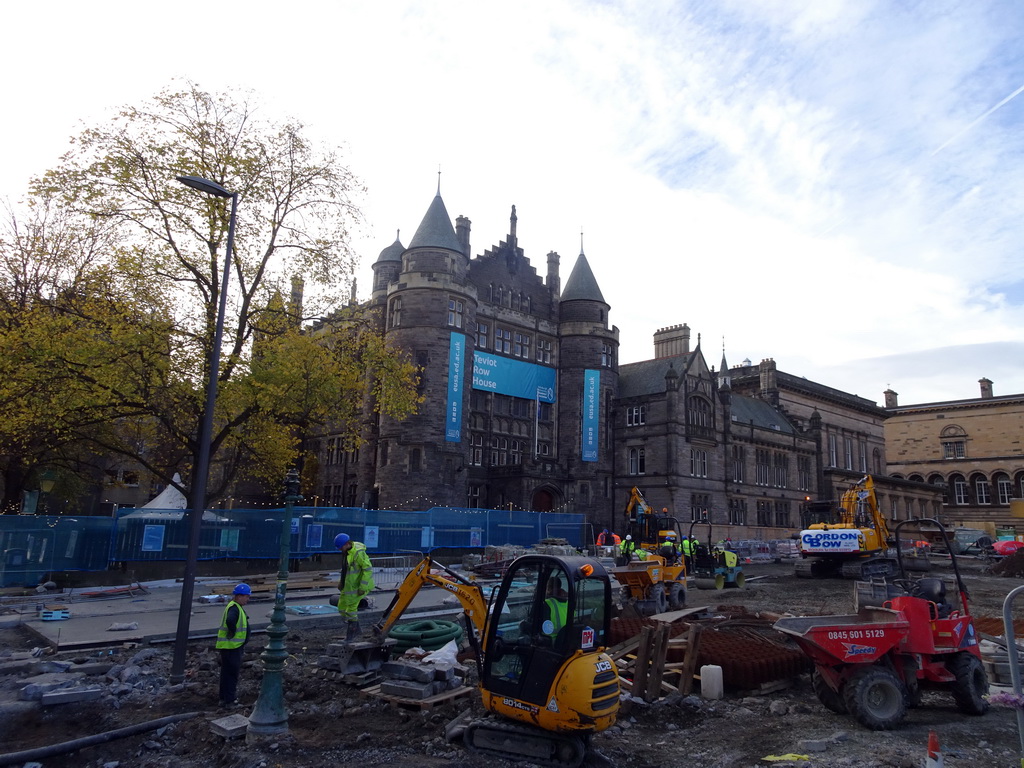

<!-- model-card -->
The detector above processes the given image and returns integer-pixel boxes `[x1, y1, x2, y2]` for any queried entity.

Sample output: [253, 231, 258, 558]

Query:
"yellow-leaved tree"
[0, 83, 419, 512]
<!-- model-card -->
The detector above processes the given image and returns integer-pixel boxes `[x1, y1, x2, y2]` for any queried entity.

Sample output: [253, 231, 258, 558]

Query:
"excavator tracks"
[464, 716, 588, 768]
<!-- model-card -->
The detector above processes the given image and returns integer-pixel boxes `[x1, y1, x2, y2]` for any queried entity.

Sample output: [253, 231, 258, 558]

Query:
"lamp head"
[176, 175, 233, 198]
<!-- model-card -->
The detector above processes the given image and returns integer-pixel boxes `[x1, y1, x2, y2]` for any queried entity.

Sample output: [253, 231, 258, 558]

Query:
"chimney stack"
[653, 324, 690, 357]
[456, 215, 471, 259]
[884, 388, 898, 408]
[979, 378, 994, 399]
[546, 251, 560, 295]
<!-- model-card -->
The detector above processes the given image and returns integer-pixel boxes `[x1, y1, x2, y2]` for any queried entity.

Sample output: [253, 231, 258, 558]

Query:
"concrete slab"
[210, 713, 249, 738]
[41, 685, 103, 705]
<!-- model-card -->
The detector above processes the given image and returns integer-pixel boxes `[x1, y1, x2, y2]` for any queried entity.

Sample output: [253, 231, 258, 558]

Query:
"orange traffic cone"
[926, 730, 943, 768]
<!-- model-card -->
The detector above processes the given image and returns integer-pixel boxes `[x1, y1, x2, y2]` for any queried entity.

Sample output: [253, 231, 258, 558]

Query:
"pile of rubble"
[0, 646, 175, 715]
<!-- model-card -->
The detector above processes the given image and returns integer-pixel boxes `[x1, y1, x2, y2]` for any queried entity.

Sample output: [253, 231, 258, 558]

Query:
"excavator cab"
[482, 555, 611, 698]
[475, 555, 619, 757]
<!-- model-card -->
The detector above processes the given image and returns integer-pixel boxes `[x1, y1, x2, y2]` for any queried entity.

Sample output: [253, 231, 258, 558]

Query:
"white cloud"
[2, 0, 1023, 405]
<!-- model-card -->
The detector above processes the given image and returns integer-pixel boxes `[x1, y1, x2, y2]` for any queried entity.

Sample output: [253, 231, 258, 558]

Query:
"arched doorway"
[532, 488, 554, 512]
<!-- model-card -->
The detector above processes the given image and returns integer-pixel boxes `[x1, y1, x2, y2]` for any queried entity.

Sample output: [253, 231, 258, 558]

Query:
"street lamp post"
[247, 469, 302, 738]
[170, 176, 238, 685]
[38, 469, 57, 514]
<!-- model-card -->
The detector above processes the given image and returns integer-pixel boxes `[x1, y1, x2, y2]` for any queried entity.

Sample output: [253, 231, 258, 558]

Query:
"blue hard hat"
[334, 533, 350, 549]
[233, 583, 251, 596]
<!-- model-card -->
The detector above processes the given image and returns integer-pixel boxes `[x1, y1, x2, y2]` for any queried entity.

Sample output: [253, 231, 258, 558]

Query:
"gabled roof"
[560, 253, 605, 302]
[619, 354, 695, 398]
[729, 394, 797, 434]
[409, 194, 463, 253]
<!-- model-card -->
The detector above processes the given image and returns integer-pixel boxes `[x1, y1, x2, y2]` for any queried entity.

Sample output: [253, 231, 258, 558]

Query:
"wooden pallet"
[362, 683, 474, 711]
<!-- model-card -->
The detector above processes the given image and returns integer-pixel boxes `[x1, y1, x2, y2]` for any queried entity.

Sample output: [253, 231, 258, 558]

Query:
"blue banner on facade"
[446, 332, 465, 442]
[582, 369, 600, 462]
[472, 351, 556, 402]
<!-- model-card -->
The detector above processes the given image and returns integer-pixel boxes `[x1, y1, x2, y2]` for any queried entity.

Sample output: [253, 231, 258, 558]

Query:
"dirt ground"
[2, 556, 1024, 768]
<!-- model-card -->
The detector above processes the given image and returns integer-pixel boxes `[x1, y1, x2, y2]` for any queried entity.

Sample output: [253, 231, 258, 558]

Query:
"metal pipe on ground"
[0, 711, 198, 766]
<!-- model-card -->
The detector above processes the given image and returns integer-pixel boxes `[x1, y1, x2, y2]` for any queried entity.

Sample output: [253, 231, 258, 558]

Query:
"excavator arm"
[625, 486, 653, 523]
[373, 555, 489, 641]
[838, 476, 890, 552]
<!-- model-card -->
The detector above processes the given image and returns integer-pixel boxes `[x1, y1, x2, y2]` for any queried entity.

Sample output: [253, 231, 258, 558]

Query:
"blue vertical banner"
[582, 369, 600, 462]
[446, 332, 465, 442]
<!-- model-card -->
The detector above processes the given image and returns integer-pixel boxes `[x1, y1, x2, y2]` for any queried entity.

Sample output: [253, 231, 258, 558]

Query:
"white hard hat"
[625, 535, 632, 541]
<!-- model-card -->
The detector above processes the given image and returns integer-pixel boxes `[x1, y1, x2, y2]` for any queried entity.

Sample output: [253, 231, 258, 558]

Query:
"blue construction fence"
[0, 506, 587, 587]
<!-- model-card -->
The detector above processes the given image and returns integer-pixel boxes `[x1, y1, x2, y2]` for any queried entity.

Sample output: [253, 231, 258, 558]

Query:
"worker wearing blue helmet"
[215, 583, 251, 707]
[335, 533, 374, 642]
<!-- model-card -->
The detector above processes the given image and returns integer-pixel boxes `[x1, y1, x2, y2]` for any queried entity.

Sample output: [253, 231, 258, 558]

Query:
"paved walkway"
[2, 573, 469, 651]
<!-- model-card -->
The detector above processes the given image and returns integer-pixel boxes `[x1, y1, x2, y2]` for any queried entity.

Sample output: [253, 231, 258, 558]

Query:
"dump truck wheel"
[949, 653, 989, 715]
[842, 666, 906, 730]
[812, 669, 847, 714]
[668, 581, 686, 609]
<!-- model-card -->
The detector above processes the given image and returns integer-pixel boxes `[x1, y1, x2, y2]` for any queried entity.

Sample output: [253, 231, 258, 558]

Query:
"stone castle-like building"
[312, 190, 947, 537]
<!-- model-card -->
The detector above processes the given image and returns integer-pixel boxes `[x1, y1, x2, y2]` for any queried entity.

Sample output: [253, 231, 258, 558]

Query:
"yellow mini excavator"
[373, 553, 620, 768]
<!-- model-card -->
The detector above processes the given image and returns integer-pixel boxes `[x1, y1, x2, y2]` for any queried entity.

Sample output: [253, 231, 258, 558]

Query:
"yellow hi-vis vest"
[216, 600, 249, 649]
[544, 597, 568, 637]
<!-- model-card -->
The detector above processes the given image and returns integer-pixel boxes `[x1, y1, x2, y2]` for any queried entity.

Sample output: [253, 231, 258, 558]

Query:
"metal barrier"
[369, 551, 422, 591]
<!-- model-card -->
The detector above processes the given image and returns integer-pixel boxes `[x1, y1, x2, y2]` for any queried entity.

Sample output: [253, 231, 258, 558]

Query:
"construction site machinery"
[373, 554, 620, 768]
[775, 518, 988, 730]
[614, 486, 687, 613]
[687, 521, 744, 590]
[795, 475, 898, 580]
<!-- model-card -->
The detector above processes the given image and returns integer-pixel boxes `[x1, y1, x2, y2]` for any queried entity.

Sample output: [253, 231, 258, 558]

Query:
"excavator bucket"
[317, 638, 397, 685]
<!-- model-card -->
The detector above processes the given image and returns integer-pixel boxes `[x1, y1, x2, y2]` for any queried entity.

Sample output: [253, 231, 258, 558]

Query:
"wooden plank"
[677, 623, 702, 695]
[648, 606, 712, 623]
[607, 635, 643, 661]
[644, 624, 670, 702]
[631, 626, 654, 697]
[362, 683, 474, 711]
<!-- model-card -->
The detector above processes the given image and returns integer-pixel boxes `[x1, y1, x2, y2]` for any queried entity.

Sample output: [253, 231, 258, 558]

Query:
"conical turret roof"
[560, 252, 605, 302]
[409, 194, 463, 253]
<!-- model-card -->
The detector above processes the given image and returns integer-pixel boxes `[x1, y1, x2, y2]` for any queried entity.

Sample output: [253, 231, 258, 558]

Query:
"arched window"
[972, 473, 991, 505]
[995, 473, 1013, 505]
[939, 425, 968, 459]
[949, 473, 969, 505]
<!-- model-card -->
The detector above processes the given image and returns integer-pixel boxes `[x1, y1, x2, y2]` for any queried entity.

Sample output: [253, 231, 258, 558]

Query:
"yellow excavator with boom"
[795, 475, 897, 579]
[372, 553, 620, 767]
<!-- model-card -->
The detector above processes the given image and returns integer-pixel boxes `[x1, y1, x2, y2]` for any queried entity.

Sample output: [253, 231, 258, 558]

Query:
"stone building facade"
[316, 193, 618, 518]
[311, 190, 945, 539]
[614, 346, 942, 539]
[884, 379, 1024, 530]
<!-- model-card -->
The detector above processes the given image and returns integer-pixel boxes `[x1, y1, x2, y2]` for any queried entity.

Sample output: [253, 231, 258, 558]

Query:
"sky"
[3, 0, 1024, 406]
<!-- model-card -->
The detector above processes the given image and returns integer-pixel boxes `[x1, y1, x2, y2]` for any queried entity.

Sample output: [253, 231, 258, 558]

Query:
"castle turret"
[376, 191, 477, 510]
[557, 245, 618, 507]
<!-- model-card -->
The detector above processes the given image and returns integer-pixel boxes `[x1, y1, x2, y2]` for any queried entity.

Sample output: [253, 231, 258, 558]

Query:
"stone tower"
[375, 192, 475, 509]
[556, 246, 619, 515]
